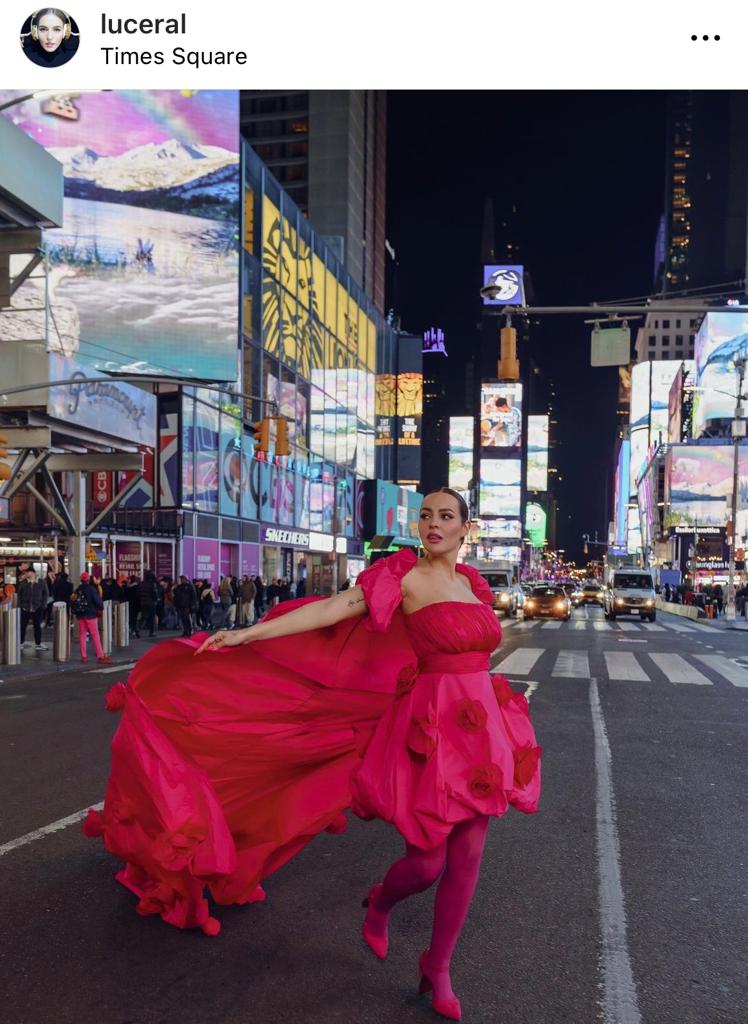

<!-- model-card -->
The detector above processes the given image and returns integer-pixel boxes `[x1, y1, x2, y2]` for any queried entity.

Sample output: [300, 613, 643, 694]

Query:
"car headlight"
[498, 594, 510, 603]
[555, 601, 565, 610]
[615, 598, 624, 606]
[645, 599, 653, 606]
[525, 600, 535, 608]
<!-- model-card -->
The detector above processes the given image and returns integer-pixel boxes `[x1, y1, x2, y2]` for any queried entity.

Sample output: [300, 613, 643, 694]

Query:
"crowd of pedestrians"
[0, 568, 312, 660]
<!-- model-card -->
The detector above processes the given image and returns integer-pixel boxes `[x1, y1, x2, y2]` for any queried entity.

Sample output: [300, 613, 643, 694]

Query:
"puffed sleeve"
[455, 564, 495, 606]
[356, 548, 418, 632]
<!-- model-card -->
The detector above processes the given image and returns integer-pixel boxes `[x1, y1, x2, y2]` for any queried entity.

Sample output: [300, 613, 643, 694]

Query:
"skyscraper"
[240, 90, 387, 312]
[657, 93, 748, 294]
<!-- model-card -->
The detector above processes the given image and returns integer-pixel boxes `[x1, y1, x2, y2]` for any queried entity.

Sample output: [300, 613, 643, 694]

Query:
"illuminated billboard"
[448, 417, 474, 492]
[480, 383, 523, 450]
[477, 517, 522, 540]
[525, 503, 547, 548]
[629, 360, 690, 494]
[666, 444, 748, 530]
[527, 415, 549, 491]
[481, 265, 525, 306]
[375, 374, 396, 447]
[2, 90, 240, 382]
[693, 312, 748, 438]
[479, 459, 521, 517]
[613, 439, 630, 552]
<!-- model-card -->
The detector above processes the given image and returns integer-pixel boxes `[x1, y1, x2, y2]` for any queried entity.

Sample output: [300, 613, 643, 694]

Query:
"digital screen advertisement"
[480, 383, 523, 450]
[1, 88, 240, 382]
[527, 414, 549, 491]
[693, 311, 748, 438]
[479, 458, 521, 517]
[448, 416, 474, 492]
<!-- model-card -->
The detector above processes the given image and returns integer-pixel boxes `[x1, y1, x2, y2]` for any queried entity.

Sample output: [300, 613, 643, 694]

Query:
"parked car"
[562, 583, 584, 607]
[523, 585, 571, 621]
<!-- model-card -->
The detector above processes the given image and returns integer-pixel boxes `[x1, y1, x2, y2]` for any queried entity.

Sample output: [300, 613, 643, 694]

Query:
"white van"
[471, 564, 521, 617]
[604, 569, 657, 622]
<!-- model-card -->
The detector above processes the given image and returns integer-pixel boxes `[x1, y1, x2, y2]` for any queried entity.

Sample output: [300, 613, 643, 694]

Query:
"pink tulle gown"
[86, 549, 541, 934]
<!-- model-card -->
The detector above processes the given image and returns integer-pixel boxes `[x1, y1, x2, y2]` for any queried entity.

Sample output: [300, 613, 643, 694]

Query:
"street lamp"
[726, 358, 747, 620]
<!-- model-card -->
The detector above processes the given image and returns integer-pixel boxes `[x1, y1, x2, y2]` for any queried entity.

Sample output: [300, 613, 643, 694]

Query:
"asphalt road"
[0, 607, 746, 1024]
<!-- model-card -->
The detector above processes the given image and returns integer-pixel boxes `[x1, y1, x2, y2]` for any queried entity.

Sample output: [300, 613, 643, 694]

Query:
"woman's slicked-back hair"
[428, 486, 470, 523]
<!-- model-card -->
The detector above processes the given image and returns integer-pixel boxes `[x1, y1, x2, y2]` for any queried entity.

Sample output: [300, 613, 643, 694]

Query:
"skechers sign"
[261, 527, 309, 548]
[482, 265, 525, 306]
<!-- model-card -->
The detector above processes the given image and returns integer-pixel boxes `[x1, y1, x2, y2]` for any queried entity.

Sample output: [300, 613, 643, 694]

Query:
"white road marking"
[572, 620, 587, 630]
[552, 650, 590, 678]
[660, 620, 697, 633]
[604, 652, 650, 682]
[541, 621, 563, 630]
[494, 647, 544, 676]
[641, 623, 666, 632]
[0, 694, 26, 701]
[95, 662, 136, 675]
[694, 655, 748, 688]
[593, 621, 610, 632]
[523, 681, 539, 703]
[648, 653, 712, 686]
[617, 622, 640, 632]
[0, 801, 104, 858]
[513, 620, 539, 631]
[589, 679, 643, 1024]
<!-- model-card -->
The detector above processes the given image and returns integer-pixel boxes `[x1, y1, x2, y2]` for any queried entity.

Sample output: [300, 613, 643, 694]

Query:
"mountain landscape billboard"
[1, 90, 240, 382]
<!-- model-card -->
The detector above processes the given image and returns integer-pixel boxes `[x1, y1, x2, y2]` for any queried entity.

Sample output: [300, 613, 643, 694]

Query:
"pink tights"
[373, 815, 489, 993]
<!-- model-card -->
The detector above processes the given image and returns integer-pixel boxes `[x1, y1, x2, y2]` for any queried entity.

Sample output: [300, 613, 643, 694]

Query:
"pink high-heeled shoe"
[418, 951, 461, 1021]
[361, 883, 389, 959]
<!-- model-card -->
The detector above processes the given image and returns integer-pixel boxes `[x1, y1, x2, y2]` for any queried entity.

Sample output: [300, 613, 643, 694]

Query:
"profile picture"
[20, 9, 79, 67]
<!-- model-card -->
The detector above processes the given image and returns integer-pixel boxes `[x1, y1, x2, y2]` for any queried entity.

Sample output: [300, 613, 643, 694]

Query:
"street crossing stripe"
[593, 621, 608, 631]
[604, 652, 650, 681]
[660, 620, 697, 633]
[616, 622, 640, 632]
[693, 655, 748, 687]
[552, 650, 590, 678]
[541, 621, 563, 629]
[572, 620, 587, 630]
[493, 647, 544, 675]
[0, 801, 104, 858]
[648, 653, 712, 685]
[641, 623, 665, 631]
[513, 620, 539, 631]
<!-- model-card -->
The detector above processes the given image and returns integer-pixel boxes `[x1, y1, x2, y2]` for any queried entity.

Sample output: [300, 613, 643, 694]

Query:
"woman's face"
[418, 492, 468, 556]
[37, 13, 65, 52]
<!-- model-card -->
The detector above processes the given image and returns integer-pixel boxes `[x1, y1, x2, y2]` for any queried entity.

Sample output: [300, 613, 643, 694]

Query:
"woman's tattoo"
[347, 595, 364, 608]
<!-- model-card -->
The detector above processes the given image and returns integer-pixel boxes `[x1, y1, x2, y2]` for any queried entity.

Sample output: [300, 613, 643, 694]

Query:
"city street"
[1, 609, 745, 1024]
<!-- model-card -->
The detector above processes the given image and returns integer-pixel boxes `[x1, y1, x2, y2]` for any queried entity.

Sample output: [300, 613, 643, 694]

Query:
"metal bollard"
[52, 602, 70, 662]
[1, 607, 21, 665]
[101, 600, 113, 657]
[114, 602, 130, 648]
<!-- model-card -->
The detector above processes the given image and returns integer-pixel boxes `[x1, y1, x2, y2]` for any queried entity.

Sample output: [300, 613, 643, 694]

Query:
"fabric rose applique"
[455, 698, 487, 733]
[396, 663, 419, 696]
[406, 702, 438, 760]
[467, 762, 503, 799]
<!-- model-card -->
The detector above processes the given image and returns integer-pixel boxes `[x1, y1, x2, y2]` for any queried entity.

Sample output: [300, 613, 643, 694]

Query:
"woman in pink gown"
[86, 488, 541, 1021]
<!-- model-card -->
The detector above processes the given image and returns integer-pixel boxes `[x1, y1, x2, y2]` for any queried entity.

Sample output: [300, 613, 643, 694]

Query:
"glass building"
[180, 142, 398, 594]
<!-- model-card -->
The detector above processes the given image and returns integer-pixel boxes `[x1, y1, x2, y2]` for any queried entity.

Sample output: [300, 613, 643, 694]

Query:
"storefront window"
[181, 394, 195, 507]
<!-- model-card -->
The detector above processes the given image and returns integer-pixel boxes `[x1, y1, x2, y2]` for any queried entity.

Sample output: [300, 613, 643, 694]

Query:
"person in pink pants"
[72, 572, 112, 664]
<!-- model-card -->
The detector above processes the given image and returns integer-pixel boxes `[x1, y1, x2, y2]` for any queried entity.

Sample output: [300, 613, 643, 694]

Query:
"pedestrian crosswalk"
[503, 617, 703, 634]
[491, 646, 748, 687]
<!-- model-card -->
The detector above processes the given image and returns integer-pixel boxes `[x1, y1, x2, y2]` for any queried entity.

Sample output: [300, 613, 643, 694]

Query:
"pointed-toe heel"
[418, 952, 462, 1021]
[361, 883, 389, 960]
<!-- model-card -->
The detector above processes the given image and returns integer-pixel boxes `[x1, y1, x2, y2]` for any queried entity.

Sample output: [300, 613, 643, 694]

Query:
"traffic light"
[0, 432, 11, 482]
[275, 417, 289, 457]
[251, 418, 271, 455]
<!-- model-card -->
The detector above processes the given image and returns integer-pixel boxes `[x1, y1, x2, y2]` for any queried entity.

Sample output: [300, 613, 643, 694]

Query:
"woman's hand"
[194, 629, 249, 655]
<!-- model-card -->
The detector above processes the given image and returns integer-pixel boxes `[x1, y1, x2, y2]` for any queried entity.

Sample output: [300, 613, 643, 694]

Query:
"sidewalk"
[658, 600, 748, 632]
[0, 623, 185, 683]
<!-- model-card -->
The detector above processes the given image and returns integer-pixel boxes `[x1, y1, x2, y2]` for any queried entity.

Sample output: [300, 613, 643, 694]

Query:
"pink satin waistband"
[417, 652, 490, 675]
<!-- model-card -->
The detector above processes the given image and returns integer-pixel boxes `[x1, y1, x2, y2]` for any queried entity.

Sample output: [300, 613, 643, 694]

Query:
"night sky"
[386, 91, 667, 563]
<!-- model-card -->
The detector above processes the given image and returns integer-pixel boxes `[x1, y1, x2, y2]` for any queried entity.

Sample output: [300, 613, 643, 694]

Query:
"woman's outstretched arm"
[194, 586, 368, 654]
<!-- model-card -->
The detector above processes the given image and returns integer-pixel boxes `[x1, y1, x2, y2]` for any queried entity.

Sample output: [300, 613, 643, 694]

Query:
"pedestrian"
[45, 570, 56, 626]
[174, 576, 198, 638]
[137, 571, 160, 637]
[199, 580, 216, 630]
[279, 578, 292, 602]
[239, 575, 256, 626]
[219, 576, 234, 628]
[52, 570, 74, 610]
[126, 577, 141, 638]
[88, 487, 541, 1020]
[18, 569, 50, 651]
[295, 576, 306, 599]
[267, 578, 279, 607]
[714, 584, 724, 617]
[71, 572, 112, 664]
[254, 575, 265, 619]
